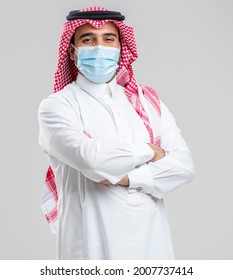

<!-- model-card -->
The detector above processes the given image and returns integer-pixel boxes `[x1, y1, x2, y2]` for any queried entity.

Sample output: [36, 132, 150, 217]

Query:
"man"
[38, 6, 195, 260]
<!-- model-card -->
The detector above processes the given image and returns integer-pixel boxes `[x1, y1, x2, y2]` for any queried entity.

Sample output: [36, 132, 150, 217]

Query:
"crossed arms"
[38, 95, 194, 199]
[83, 128, 165, 186]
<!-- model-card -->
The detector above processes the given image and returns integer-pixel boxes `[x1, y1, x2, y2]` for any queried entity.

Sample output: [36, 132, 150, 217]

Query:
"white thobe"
[38, 74, 195, 260]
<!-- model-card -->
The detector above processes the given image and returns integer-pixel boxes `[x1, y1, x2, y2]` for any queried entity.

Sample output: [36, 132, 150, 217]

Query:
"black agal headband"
[66, 10, 125, 21]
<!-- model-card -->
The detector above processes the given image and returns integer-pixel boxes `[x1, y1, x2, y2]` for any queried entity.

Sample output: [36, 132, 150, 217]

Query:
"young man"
[38, 6, 195, 259]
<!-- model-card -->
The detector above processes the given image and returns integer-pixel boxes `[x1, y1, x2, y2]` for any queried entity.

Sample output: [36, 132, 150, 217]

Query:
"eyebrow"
[78, 32, 118, 40]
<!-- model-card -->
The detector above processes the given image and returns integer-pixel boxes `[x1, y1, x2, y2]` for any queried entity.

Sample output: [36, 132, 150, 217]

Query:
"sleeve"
[38, 95, 154, 184]
[127, 101, 195, 199]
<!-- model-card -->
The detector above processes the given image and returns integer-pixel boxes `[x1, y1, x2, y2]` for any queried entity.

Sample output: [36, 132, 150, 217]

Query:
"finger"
[83, 130, 92, 138]
[100, 180, 111, 185]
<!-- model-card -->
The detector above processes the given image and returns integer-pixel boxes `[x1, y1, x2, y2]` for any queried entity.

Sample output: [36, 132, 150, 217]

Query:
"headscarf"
[41, 6, 161, 235]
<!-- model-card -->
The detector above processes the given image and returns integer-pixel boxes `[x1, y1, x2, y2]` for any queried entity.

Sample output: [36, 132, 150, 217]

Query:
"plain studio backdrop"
[0, 0, 232, 259]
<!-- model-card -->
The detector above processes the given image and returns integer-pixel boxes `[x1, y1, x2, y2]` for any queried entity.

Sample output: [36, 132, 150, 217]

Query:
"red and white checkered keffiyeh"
[41, 6, 161, 235]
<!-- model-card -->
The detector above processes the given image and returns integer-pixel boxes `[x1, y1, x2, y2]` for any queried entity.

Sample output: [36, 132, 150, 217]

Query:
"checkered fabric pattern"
[41, 6, 161, 235]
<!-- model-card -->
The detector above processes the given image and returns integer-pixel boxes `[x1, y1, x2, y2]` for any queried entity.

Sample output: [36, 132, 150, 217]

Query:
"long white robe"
[38, 74, 195, 259]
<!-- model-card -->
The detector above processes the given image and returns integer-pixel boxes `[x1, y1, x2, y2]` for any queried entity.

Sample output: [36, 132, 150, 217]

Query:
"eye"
[82, 37, 95, 44]
[105, 36, 115, 42]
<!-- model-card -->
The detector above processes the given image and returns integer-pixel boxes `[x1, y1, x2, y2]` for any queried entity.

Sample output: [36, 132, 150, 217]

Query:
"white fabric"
[38, 74, 194, 259]
[40, 183, 59, 235]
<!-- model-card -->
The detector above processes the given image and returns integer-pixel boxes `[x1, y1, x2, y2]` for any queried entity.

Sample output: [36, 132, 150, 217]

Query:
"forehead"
[74, 22, 119, 37]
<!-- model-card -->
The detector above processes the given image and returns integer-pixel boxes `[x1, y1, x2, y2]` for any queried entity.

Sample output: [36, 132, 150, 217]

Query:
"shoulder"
[38, 82, 79, 113]
[140, 85, 161, 117]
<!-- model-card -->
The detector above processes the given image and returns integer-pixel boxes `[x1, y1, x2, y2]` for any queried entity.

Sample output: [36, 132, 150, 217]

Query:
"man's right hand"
[147, 143, 165, 162]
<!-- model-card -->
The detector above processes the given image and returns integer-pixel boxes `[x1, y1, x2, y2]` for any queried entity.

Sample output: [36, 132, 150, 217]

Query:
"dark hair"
[70, 34, 75, 45]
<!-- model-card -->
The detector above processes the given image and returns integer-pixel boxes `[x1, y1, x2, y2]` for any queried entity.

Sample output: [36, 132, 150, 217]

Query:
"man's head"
[67, 22, 121, 84]
[68, 22, 120, 61]
[54, 7, 138, 92]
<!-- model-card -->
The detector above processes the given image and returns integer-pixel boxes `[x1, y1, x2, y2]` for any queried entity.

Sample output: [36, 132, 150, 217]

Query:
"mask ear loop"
[71, 43, 79, 52]
[68, 44, 78, 63]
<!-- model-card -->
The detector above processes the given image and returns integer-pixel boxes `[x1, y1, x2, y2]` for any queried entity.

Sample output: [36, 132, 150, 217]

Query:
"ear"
[68, 44, 75, 60]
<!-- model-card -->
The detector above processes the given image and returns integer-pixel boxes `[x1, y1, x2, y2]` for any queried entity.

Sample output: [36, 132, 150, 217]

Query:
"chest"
[73, 91, 160, 144]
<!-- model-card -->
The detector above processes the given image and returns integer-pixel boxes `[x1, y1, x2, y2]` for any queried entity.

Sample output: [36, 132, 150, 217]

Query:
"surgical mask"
[72, 44, 120, 84]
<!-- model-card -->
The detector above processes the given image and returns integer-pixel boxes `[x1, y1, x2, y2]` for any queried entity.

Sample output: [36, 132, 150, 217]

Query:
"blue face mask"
[73, 45, 120, 84]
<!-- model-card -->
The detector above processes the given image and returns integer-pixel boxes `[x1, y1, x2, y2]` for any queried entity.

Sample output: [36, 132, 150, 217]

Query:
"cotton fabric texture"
[38, 74, 194, 259]
[75, 45, 120, 84]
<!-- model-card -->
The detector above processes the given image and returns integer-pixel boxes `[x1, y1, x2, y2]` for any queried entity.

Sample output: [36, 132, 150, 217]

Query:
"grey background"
[0, 0, 232, 259]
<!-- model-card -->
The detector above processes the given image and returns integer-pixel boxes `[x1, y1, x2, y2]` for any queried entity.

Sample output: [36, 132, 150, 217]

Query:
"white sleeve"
[38, 96, 154, 184]
[127, 101, 195, 199]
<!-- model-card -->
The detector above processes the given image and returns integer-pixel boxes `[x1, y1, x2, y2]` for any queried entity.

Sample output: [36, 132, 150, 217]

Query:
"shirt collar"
[75, 74, 119, 100]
